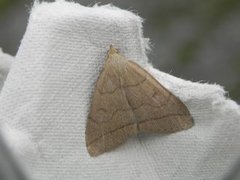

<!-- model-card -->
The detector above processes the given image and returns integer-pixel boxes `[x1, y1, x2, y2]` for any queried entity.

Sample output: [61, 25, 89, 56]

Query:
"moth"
[85, 45, 194, 157]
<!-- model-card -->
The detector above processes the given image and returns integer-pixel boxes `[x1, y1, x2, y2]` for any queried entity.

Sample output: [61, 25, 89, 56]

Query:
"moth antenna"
[108, 45, 119, 56]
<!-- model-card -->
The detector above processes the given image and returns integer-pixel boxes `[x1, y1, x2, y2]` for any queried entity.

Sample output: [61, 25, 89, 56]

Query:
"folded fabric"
[0, 49, 12, 91]
[0, 1, 239, 180]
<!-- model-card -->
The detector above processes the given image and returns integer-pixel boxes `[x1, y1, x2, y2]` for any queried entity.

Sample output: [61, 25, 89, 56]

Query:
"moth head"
[108, 45, 119, 56]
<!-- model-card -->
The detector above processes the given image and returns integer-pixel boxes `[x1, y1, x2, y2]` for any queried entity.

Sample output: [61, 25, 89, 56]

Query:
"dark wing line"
[96, 76, 147, 94]
[127, 60, 192, 116]
[86, 113, 189, 146]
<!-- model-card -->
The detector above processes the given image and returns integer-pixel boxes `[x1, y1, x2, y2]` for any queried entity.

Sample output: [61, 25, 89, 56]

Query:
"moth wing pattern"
[124, 60, 193, 133]
[85, 56, 138, 157]
[85, 46, 194, 157]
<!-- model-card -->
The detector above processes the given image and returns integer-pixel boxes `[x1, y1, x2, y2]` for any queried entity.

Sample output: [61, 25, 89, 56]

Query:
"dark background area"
[0, 0, 240, 102]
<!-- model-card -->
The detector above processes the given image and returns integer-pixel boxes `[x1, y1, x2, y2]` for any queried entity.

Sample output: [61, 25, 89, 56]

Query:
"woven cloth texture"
[0, 49, 12, 91]
[0, 1, 239, 180]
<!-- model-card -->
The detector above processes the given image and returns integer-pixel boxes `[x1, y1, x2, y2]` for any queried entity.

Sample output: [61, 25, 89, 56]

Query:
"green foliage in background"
[149, 0, 240, 101]
[0, 0, 18, 14]
[150, 0, 240, 64]
[177, 0, 240, 64]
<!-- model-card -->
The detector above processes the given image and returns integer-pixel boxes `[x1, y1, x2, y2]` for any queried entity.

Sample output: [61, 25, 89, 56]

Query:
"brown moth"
[85, 45, 194, 157]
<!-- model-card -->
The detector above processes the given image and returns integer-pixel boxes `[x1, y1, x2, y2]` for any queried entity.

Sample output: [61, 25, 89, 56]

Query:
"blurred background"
[0, 0, 240, 102]
[0, 0, 240, 179]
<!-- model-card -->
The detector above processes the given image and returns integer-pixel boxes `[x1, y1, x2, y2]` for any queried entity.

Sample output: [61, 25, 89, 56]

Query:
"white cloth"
[0, 49, 12, 91]
[0, 1, 239, 180]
